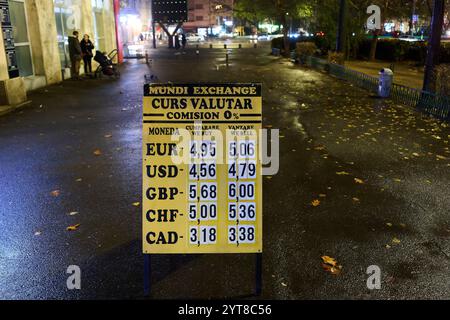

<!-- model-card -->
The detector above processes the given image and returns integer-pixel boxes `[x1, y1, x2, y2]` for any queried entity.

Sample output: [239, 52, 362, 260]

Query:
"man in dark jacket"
[68, 31, 82, 79]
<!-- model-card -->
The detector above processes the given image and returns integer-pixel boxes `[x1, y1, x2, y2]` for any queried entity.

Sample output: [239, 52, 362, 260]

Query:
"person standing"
[80, 34, 94, 76]
[174, 33, 181, 50]
[181, 33, 187, 50]
[68, 31, 82, 79]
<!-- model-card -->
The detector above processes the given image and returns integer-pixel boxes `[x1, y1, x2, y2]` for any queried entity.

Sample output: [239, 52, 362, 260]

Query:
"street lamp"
[286, 12, 292, 37]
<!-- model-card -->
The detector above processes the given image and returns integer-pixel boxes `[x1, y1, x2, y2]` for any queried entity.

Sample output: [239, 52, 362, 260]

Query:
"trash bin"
[378, 68, 394, 98]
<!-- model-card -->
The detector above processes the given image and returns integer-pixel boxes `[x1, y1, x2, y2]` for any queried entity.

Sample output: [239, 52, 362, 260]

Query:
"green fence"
[304, 56, 450, 121]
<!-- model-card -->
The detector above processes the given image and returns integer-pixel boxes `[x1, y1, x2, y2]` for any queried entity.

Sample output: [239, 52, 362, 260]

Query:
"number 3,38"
[228, 225, 255, 244]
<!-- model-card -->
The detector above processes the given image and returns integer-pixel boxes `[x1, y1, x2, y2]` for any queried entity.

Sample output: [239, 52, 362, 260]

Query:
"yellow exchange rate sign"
[142, 83, 262, 254]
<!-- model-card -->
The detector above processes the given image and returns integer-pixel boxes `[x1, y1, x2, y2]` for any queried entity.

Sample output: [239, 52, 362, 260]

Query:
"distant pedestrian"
[68, 31, 82, 79]
[80, 34, 94, 76]
[181, 33, 187, 49]
[174, 34, 181, 50]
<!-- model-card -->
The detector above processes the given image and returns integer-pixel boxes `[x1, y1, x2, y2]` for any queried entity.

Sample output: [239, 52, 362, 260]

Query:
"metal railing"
[303, 55, 450, 121]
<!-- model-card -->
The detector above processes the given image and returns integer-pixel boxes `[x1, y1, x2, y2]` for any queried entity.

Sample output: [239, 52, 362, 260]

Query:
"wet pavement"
[0, 44, 449, 299]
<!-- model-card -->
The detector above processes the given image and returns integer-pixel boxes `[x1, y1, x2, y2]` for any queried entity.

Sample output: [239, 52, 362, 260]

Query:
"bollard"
[253, 43, 257, 49]
[196, 44, 199, 49]
[209, 44, 213, 49]
[238, 44, 242, 49]
[378, 68, 394, 98]
[224, 44, 227, 49]
[145, 50, 149, 64]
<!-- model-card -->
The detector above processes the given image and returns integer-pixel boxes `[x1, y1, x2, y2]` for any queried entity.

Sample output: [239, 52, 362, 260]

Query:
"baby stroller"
[94, 49, 120, 79]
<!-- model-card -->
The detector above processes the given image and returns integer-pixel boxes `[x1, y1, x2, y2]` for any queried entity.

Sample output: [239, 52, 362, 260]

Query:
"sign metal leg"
[144, 254, 151, 297]
[255, 253, 262, 296]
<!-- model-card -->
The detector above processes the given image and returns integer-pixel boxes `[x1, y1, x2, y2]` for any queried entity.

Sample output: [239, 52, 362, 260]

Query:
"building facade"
[0, 0, 118, 107]
[183, 0, 233, 35]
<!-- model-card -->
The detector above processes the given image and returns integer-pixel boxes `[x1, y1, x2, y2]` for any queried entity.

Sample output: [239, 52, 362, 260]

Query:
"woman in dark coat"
[80, 34, 94, 75]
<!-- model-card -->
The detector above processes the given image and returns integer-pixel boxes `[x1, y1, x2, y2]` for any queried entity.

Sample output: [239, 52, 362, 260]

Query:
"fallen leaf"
[66, 224, 81, 231]
[34, 231, 42, 236]
[93, 149, 102, 156]
[50, 190, 60, 197]
[322, 264, 342, 275]
[281, 282, 288, 287]
[354, 178, 364, 184]
[104, 134, 112, 138]
[75, 178, 82, 182]
[68, 211, 79, 216]
[321, 256, 337, 267]
[311, 199, 321, 207]
[132, 202, 140, 207]
[392, 237, 401, 244]
[393, 178, 402, 183]
[352, 197, 360, 202]
[336, 171, 350, 176]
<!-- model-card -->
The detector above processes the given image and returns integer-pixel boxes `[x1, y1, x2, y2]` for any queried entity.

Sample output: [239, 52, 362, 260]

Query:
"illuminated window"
[8, 0, 33, 77]
[53, 0, 86, 69]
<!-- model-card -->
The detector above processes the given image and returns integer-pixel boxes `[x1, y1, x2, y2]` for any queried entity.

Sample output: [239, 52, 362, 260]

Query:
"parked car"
[257, 33, 269, 41]
[398, 35, 423, 42]
[185, 33, 205, 42]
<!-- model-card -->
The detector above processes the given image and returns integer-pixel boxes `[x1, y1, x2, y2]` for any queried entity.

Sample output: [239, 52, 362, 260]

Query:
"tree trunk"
[423, 0, 445, 92]
[369, 31, 378, 61]
[281, 14, 289, 57]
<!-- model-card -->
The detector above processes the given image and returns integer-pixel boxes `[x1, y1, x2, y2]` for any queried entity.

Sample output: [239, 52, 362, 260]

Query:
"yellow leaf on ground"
[354, 178, 364, 184]
[66, 224, 80, 231]
[392, 237, 401, 244]
[336, 171, 350, 176]
[322, 264, 342, 275]
[93, 149, 102, 156]
[50, 190, 60, 197]
[386, 223, 393, 227]
[132, 202, 140, 207]
[321, 256, 337, 266]
[311, 199, 321, 207]
[352, 197, 360, 202]
[321, 256, 342, 275]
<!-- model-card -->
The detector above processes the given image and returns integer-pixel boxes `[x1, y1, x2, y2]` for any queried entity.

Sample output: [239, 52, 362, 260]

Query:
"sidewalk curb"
[0, 100, 33, 117]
